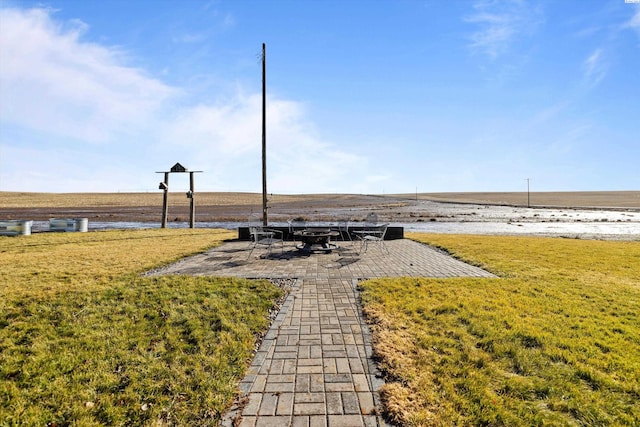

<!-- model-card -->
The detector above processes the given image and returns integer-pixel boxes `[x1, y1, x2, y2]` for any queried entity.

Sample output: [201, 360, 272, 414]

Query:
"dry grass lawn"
[0, 229, 285, 426]
[361, 233, 640, 426]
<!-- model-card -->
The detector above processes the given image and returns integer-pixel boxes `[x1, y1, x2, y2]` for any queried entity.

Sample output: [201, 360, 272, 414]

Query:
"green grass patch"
[361, 234, 640, 426]
[1, 229, 283, 425]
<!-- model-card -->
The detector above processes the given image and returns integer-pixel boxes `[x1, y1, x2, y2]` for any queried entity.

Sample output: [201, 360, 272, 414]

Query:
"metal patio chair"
[247, 215, 283, 258]
[287, 218, 307, 246]
[353, 212, 388, 254]
[336, 218, 352, 242]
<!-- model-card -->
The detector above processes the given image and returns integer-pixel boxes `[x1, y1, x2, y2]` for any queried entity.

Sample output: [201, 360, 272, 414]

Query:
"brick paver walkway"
[152, 239, 495, 426]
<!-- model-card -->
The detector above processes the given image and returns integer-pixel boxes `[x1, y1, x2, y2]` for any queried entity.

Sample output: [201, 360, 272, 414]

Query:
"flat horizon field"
[2, 190, 639, 208]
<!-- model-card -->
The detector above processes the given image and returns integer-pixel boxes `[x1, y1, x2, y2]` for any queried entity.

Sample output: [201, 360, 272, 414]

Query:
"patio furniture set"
[247, 213, 389, 258]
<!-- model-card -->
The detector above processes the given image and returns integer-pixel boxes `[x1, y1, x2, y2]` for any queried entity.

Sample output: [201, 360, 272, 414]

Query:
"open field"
[0, 229, 284, 425]
[0, 192, 402, 223]
[2, 191, 639, 209]
[360, 233, 640, 426]
[1, 191, 639, 225]
[0, 192, 390, 209]
[0, 192, 264, 208]
[409, 191, 640, 208]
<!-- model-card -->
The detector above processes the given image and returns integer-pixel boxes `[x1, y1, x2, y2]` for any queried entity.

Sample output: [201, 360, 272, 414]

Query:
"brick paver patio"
[151, 238, 495, 426]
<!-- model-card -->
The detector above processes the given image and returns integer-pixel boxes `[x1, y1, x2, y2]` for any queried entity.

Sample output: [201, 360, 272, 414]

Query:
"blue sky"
[1, 0, 639, 194]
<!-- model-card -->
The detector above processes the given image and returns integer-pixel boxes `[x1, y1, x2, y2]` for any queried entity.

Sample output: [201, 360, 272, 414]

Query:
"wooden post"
[189, 172, 195, 228]
[161, 172, 169, 228]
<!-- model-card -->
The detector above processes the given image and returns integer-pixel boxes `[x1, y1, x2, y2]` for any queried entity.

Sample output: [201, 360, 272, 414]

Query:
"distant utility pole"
[526, 178, 531, 207]
[261, 43, 268, 226]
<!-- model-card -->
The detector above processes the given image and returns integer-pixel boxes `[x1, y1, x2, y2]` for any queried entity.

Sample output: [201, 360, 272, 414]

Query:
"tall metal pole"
[261, 43, 268, 226]
[526, 178, 531, 208]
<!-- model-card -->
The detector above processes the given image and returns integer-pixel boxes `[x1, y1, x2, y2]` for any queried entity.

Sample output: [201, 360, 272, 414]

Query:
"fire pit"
[294, 228, 339, 253]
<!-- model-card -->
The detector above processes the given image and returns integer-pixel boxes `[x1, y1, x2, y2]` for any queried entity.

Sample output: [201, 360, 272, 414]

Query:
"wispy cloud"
[0, 7, 177, 143]
[531, 100, 571, 125]
[464, 0, 543, 59]
[0, 6, 365, 192]
[160, 93, 366, 193]
[173, 33, 206, 44]
[622, 5, 640, 41]
[582, 48, 608, 89]
[220, 12, 236, 30]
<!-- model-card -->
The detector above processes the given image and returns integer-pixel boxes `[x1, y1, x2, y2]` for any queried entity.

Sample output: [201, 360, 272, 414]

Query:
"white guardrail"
[0, 218, 89, 236]
[0, 220, 34, 236]
[49, 218, 88, 232]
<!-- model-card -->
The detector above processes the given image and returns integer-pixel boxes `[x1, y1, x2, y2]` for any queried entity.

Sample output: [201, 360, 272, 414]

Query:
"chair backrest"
[248, 213, 266, 242]
[365, 212, 378, 227]
[288, 219, 306, 240]
[377, 223, 389, 239]
[248, 214, 262, 227]
[248, 225, 261, 242]
[288, 219, 306, 232]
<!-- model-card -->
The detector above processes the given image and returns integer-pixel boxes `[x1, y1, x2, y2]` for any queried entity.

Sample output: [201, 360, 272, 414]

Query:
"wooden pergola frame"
[156, 162, 203, 228]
